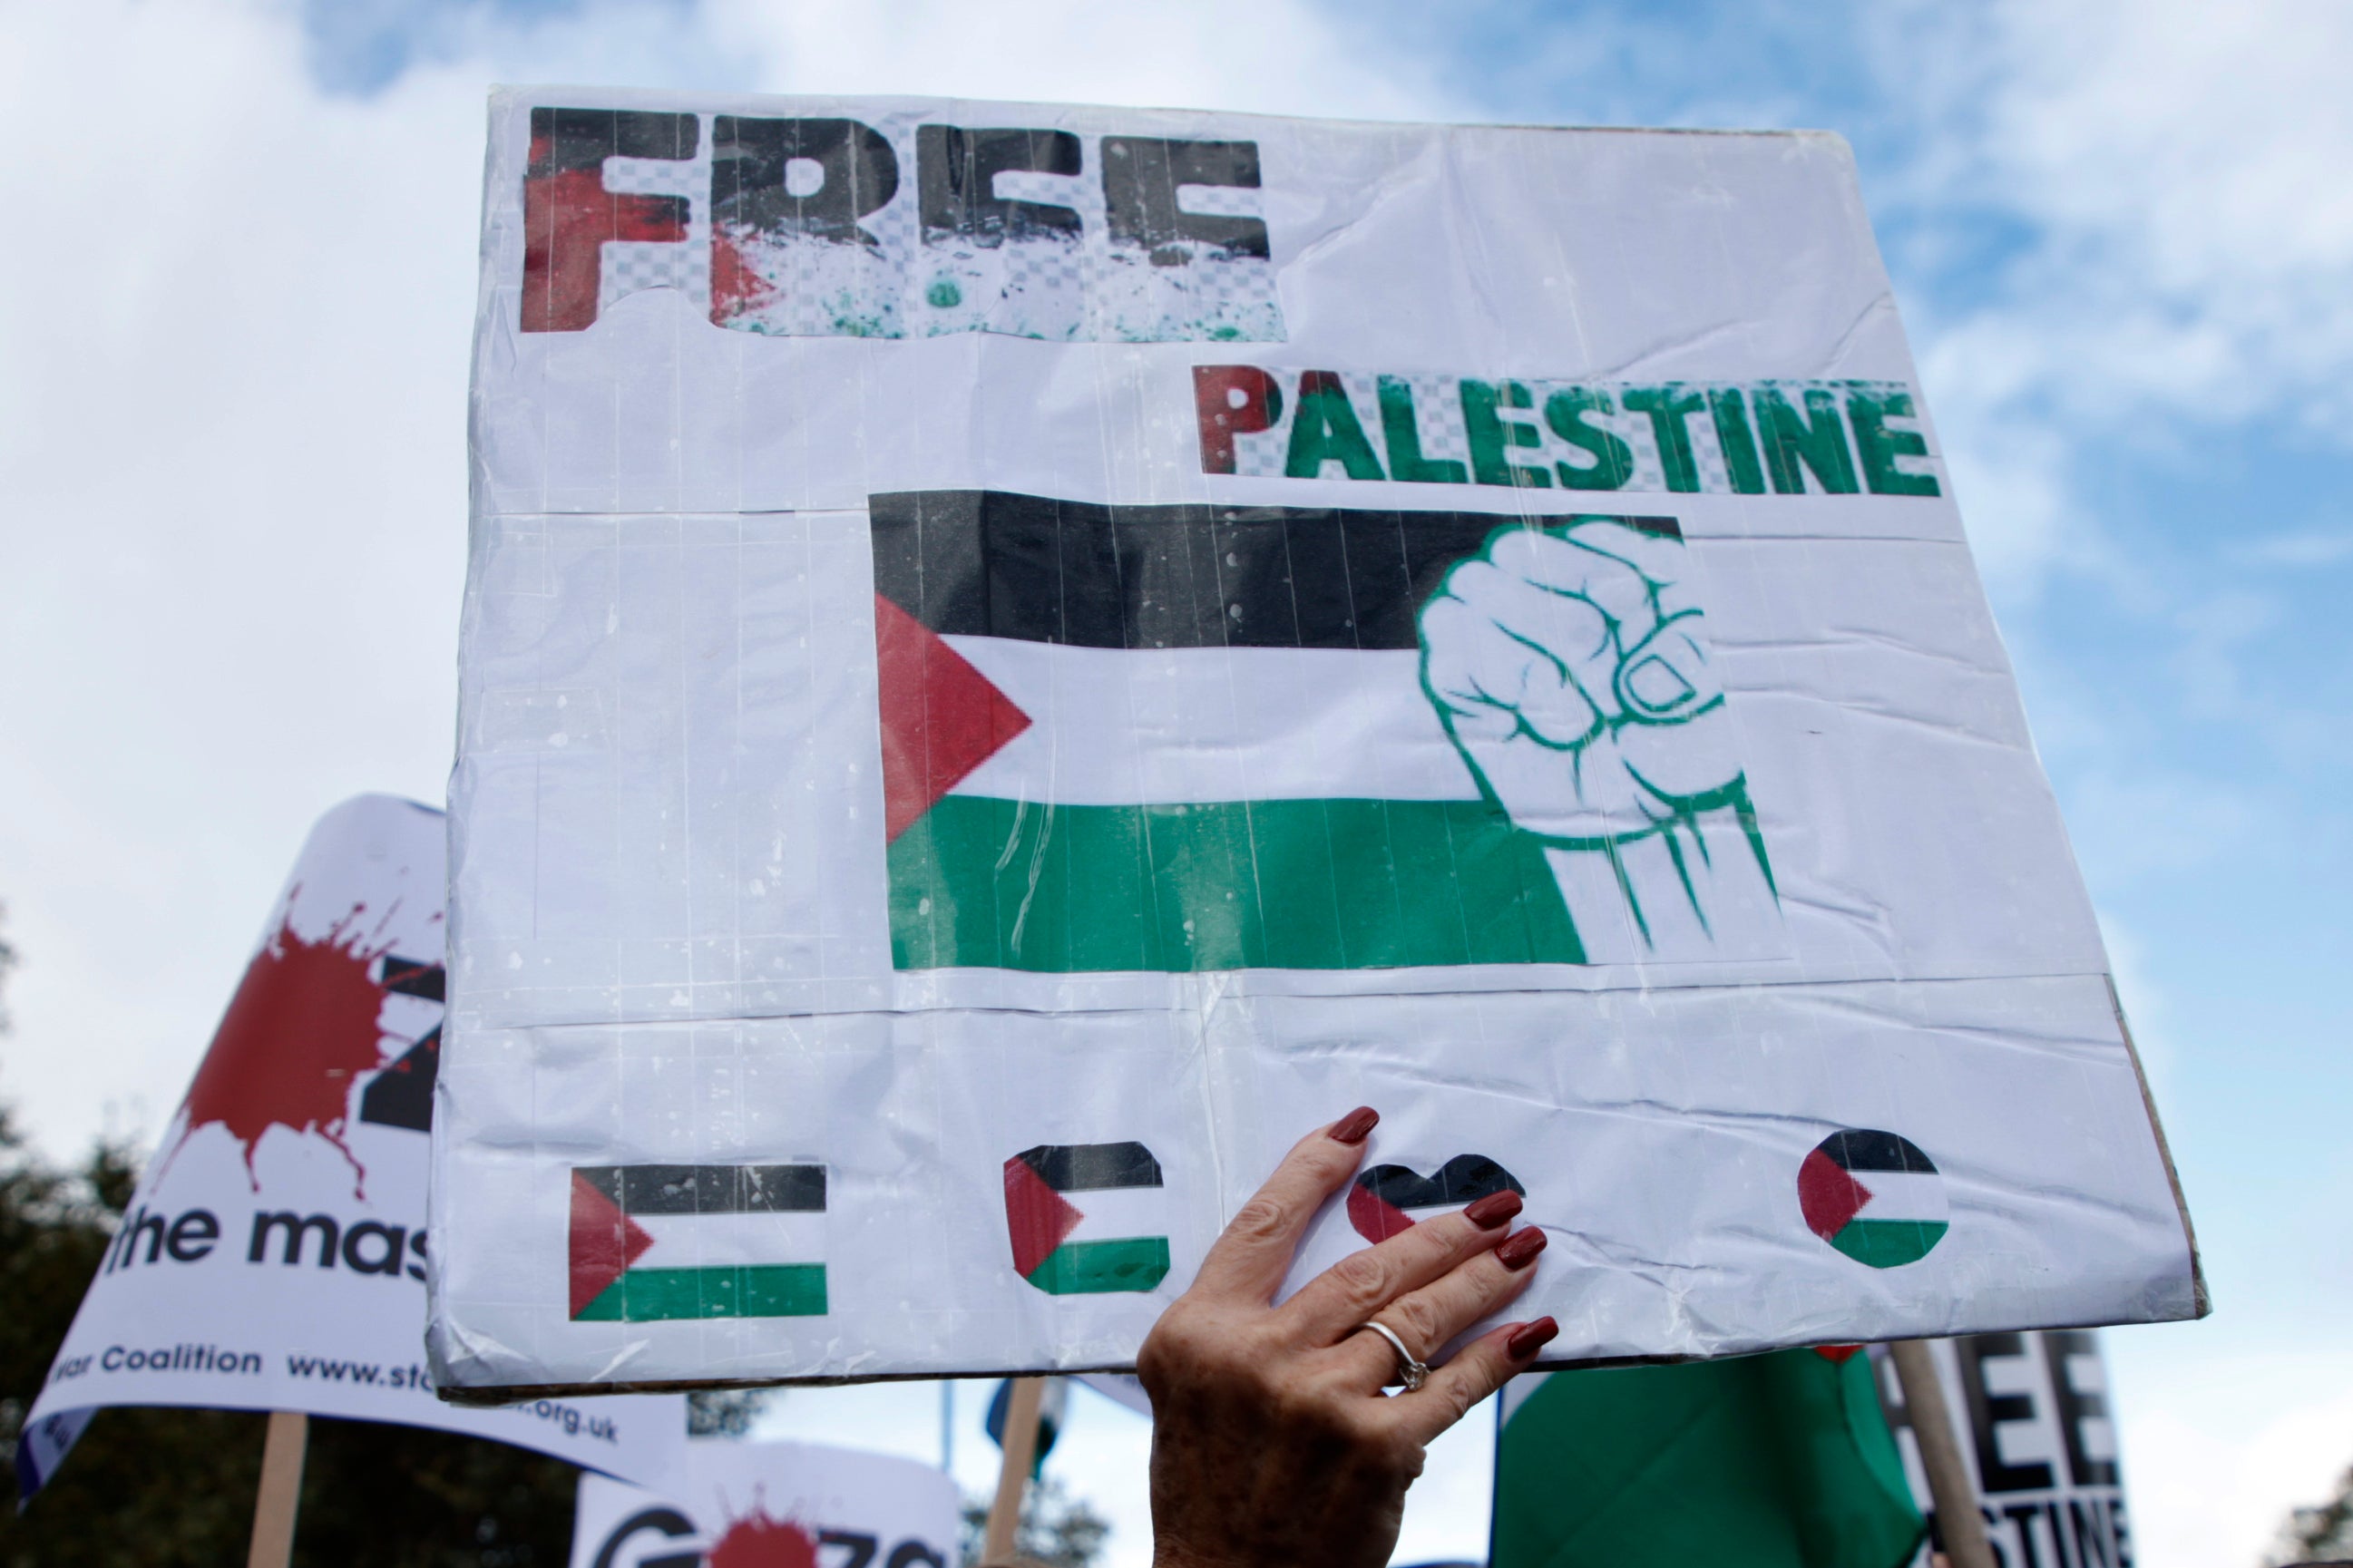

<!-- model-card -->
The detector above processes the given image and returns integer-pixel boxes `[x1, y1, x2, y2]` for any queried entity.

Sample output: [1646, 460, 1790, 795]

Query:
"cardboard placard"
[428, 91, 2199, 1399]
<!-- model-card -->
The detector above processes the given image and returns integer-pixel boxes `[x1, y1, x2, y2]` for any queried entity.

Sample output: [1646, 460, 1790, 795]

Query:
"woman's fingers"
[1278, 1189, 1524, 1344]
[1388, 1316, 1559, 1446]
[1188, 1109, 1380, 1304]
[1332, 1223, 1546, 1389]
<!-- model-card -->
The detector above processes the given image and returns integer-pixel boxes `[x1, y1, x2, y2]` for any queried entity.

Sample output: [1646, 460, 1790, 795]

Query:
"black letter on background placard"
[166, 1210, 220, 1262]
[1101, 138, 1268, 265]
[360, 1026, 440, 1133]
[127, 1207, 168, 1265]
[591, 1507, 698, 1568]
[885, 1543, 948, 1568]
[712, 118, 900, 248]
[1960, 1332, 2056, 1492]
[918, 126, 1082, 246]
[249, 1212, 340, 1268]
[822, 1532, 880, 1568]
[2043, 1330, 2120, 1486]
[340, 1222, 407, 1276]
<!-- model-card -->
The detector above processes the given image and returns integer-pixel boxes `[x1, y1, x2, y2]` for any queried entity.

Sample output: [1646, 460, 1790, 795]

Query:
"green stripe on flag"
[575, 1264, 828, 1321]
[890, 796, 1585, 971]
[1831, 1220, 1948, 1269]
[1493, 1349, 1923, 1568]
[1026, 1237, 1173, 1295]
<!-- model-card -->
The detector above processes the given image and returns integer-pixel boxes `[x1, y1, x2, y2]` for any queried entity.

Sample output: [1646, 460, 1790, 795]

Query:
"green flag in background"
[1492, 1349, 1925, 1568]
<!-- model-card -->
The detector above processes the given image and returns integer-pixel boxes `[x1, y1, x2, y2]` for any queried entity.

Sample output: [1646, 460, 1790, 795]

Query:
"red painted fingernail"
[1328, 1106, 1379, 1145]
[1507, 1317, 1559, 1359]
[1496, 1226, 1548, 1270]
[1463, 1190, 1522, 1229]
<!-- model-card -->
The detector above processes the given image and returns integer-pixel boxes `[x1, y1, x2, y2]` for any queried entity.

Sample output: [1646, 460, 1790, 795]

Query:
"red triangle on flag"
[1002, 1155, 1084, 1279]
[569, 1172, 653, 1318]
[874, 594, 1032, 842]
[1797, 1148, 1874, 1241]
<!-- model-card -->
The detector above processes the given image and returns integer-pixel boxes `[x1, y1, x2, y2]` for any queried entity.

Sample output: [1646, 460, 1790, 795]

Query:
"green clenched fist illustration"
[1419, 519, 1780, 959]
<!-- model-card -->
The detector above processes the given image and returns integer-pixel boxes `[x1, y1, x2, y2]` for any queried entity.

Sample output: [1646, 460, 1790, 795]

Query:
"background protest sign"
[1873, 1331, 2133, 1568]
[18, 795, 684, 1496]
[567, 1440, 960, 1568]
[430, 92, 2200, 1398]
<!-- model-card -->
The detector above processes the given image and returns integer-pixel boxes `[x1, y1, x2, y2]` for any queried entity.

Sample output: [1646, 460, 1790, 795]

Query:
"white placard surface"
[429, 91, 2201, 1398]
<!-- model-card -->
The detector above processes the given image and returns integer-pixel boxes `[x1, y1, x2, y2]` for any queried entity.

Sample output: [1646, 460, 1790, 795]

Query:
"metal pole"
[1889, 1339, 1997, 1568]
[981, 1378, 1045, 1564]
[247, 1409, 308, 1568]
[942, 1378, 955, 1474]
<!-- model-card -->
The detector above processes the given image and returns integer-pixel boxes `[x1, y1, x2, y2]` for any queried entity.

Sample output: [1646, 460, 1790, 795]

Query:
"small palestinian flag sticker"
[1799, 1130, 1949, 1268]
[1348, 1154, 1525, 1242]
[569, 1164, 827, 1321]
[1003, 1143, 1172, 1295]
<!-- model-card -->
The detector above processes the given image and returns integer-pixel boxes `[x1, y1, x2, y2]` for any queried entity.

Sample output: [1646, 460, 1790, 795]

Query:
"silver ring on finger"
[1354, 1320, 1430, 1391]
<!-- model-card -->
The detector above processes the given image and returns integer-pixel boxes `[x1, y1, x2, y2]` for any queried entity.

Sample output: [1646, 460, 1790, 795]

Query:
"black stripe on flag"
[1357, 1154, 1524, 1211]
[1820, 1130, 1937, 1175]
[869, 490, 1681, 652]
[1014, 1142, 1165, 1193]
[576, 1164, 827, 1214]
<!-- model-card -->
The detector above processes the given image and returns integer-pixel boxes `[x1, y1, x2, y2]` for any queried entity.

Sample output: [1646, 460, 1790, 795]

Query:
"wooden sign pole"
[981, 1378, 1046, 1565]
[1889, 1340, 1997, 1568]
[246, 1409, 308, 1568]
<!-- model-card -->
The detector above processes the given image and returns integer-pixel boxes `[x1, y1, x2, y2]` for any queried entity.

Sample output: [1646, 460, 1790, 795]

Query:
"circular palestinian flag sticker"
[1799, 1129, 1948, 1268]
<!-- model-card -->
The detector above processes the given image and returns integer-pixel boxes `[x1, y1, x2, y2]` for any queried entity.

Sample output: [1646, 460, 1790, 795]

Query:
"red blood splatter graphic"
[169, 904, 397, 1195]
[1813, 1344, 1862, 1366]
[522, 139, 690, 334]
[707, 1505, 820, 1568]
[709, 230, 776, 324]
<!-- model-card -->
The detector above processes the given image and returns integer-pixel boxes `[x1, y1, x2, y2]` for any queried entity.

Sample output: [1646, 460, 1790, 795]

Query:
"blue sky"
[2, 1, 2347, 1563]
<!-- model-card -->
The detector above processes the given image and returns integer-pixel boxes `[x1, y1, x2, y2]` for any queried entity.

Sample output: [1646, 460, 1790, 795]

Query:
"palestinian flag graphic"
[1798, 1130, 1948, 1269]
[1003, 1143, 1172, 1295]
[1348, 1154, 1526, 1243]
[872, 490, 1689, 973]
[568, 1164, 827, 1321]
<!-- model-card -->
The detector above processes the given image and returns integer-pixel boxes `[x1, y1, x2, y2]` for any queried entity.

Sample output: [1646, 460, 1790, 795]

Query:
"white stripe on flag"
[947, 639, 1482, 807]
[632, 1211, 825, 1268]
[1060, 1184, 1169, 1244]
[1850, 1170, 1948, 1224]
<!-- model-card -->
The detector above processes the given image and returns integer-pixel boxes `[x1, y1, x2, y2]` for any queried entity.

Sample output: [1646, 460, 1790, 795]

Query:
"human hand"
[1419, 519, 1734, 842]
[1137, 1109, 1557, 1568]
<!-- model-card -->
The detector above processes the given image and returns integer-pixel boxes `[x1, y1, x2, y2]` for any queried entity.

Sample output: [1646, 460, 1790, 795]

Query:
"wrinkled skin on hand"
[1420, 520, 1737, 842]
[1139, 1113, 1554, 1568]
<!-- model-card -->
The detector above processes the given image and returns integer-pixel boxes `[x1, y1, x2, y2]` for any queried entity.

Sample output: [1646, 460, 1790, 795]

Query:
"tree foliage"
[2270, 1464, 2353, 1567]
[959, 1475, 1112, 1568]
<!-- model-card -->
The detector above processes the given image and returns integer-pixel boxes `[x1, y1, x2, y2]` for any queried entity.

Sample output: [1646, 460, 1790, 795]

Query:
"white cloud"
[0, 0, 1444, 1159]
[707, 0, 1449, 119]
[2237, 529, 2353, 568]
[2106, 1334, 2353, 1568]
[1884, 0, 2353, 590]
